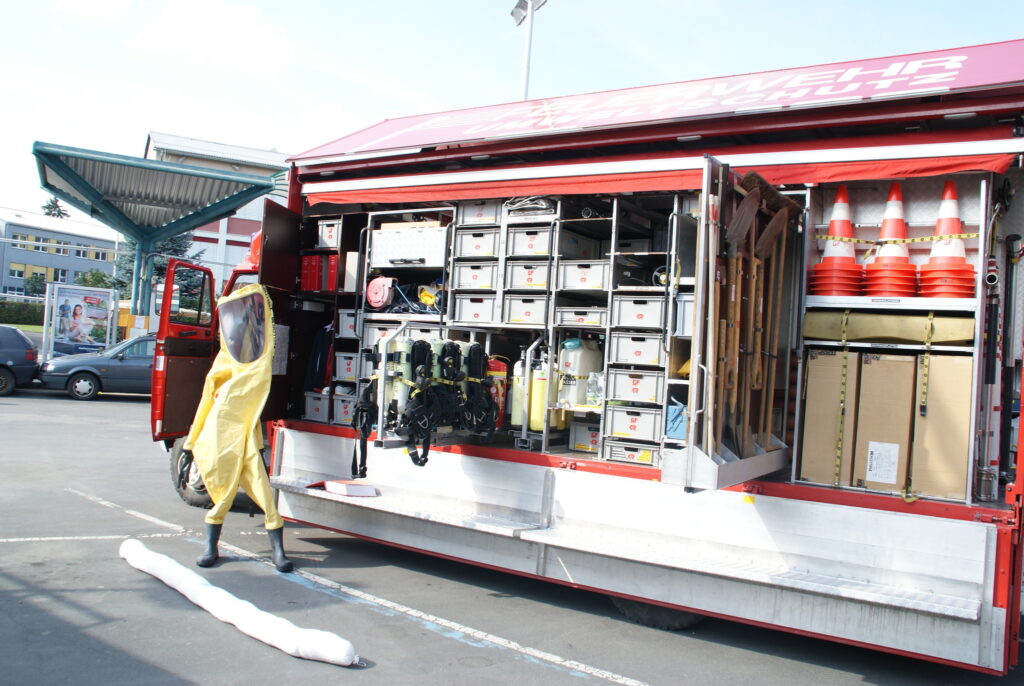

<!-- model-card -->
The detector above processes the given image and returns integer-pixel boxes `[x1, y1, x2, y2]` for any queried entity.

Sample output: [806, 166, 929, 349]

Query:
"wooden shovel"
[751, 207, 789, 391]
[759, 215, 790, 449]
[723, 187, 760, 420]
[737, 218, 760, 458]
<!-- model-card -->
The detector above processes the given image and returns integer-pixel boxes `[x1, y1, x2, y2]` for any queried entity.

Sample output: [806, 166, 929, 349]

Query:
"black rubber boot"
[267, 527, 293, 573]
[196, 523, 222, 568]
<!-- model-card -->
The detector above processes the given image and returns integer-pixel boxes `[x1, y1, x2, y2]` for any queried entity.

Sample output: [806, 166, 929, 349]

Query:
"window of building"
[4, 286, 26, 296]
[8, 264, 25, 279]
[93, 250, 109, 261]
[32, 237, 48, 252]
[54, 268, 68, 284]
[55, 241, 70, 256]
[12, 233, 29, 250]
[74, 244, 88, 258]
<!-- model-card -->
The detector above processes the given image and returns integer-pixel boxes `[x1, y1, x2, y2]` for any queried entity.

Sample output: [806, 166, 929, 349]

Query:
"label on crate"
[865, 441, 900, 484]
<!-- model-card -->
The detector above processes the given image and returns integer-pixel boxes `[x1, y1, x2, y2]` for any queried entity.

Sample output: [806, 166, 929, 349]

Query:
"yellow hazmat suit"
[183, 284, 282, 529]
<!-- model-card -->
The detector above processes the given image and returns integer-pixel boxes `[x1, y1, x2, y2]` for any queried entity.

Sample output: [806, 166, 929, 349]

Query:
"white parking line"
[220, 540, 650, 686]
[67, 488, 649, 686]
[0, 533, 184, 543]
[65, 488, 185, 532]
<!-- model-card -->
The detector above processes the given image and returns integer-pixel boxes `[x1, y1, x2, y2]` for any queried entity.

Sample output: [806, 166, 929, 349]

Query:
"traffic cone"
[809, 185, 864, 295]
[864, 183, 917, 297]
[919, 180, 975, 298]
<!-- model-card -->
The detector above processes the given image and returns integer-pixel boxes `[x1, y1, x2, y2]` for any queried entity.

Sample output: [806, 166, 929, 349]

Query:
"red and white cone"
[809, 185, 864, 295]
[865, 183, 917, 297]
[919, 180, 975, 298]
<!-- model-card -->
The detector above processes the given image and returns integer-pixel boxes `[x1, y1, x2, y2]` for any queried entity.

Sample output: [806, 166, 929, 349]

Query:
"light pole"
[511, 0, 547, 100]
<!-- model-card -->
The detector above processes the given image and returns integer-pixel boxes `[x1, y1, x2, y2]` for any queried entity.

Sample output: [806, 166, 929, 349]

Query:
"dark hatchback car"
[38, 333, 155, 400]
[0, 325, 39, 396]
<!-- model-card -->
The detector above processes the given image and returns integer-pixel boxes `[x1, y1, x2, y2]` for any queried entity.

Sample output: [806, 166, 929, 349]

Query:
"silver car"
[38, 333, 155, 400]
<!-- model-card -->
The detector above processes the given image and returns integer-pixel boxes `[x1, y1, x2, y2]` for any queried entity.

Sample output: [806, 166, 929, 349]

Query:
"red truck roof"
[292, 39, 1024, 165]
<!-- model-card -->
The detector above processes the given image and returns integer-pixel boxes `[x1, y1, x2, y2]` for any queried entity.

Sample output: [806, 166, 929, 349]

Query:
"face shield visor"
[217, 291, 266, 364]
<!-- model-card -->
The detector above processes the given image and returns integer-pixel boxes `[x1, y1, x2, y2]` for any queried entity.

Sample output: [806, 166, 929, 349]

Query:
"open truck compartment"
[150, 40, 1024, 674]
[276, 171, 1015, 504]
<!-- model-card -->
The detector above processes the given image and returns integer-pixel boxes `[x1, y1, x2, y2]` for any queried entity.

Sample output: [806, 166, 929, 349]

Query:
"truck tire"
[170, 437, 213, 509]
[610, 597, 706, 631]
[0, 368, 15, 397]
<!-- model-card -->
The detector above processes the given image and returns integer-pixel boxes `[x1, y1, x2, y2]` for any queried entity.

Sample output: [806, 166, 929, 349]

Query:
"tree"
[24, 273, 46, 297]
[111, 232, 205, 303]
[75, 269, 113, 289]
[42, 197, 69, 218]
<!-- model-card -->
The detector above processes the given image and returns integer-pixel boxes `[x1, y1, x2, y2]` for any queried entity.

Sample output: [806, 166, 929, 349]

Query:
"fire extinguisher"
[487, 356, 509, 429]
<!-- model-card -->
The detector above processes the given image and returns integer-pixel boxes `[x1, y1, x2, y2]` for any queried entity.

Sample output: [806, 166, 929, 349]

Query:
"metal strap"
[919, 312, 935, 417]
[832, 310, 852, 487]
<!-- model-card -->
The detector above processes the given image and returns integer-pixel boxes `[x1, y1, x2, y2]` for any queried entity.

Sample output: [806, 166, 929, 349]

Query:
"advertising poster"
[42, 284, 116, 360]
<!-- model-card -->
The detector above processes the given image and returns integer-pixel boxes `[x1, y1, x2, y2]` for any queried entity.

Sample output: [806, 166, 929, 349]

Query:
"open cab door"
[151, 259, 217, 442]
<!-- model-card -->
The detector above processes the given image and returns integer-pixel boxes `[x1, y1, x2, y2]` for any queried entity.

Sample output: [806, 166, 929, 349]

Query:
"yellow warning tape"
[814, 233, 979, 245]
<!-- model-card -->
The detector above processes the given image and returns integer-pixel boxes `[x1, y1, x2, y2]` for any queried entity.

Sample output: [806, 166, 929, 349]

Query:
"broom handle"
[760, 225, 788, 448]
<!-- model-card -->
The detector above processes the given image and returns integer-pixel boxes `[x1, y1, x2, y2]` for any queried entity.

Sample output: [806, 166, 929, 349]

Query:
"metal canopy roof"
[33, 141, 275, 247]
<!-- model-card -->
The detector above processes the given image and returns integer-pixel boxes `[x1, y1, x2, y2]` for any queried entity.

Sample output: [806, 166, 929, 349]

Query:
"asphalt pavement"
[0, 387, 1018, 685]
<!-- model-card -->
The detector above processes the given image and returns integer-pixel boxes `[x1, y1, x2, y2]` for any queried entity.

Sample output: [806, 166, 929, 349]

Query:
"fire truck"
[152, 39, 1024, 673]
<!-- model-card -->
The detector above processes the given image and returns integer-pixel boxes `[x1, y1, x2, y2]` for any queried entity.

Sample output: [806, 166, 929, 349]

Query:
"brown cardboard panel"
[800, 350, 860, 486]
[853, 354, 916, 492]
[910, 355, 973, 500]
[803, 311, 974, 345]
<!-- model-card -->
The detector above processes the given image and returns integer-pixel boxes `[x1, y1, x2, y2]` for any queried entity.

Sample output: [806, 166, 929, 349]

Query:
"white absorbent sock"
[119, 538, 358, 666]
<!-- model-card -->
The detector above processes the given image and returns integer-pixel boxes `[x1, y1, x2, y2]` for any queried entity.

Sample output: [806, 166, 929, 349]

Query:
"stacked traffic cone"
[808, 185, 864, 295]
[864, 183, 917, 297]
[919, 180, 975, 298]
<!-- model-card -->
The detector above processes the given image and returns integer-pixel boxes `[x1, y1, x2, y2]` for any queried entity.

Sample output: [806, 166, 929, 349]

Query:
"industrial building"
[0, 208, 117, 296]
[144, 132, 289, 285]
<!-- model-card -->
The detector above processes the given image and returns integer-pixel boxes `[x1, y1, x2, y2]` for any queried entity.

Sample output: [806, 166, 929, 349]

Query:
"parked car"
[38, 333, 155, 400]
[0, 325, 39, 396]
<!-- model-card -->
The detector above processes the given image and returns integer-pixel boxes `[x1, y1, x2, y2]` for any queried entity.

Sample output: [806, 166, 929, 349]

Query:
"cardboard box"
[799, 350, 860, 486]
[803, 311, 974, 345]
[910, 355, 973, 500]
[853, 354, 916, 492]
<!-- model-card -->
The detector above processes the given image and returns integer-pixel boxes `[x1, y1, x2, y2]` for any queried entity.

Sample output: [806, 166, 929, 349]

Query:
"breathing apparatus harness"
[463, 343, 497, 436]
[394, 340, 435, 466]
[351, 380, 377, 479]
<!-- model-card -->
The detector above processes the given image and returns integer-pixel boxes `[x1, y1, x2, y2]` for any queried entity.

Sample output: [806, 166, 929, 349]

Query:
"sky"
[1, 0, 1021, 224]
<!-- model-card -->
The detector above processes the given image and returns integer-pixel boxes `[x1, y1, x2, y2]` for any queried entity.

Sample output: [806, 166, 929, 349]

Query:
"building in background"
[0, 208, 118, 296]
[144, 132, 290, 285]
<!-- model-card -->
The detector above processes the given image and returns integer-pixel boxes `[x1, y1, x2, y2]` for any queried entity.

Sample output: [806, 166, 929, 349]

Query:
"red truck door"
[151, 260, 217, 442]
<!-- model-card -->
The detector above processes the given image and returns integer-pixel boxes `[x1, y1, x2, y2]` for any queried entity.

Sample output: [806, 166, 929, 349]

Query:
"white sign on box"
[866, 441, 900, 485]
